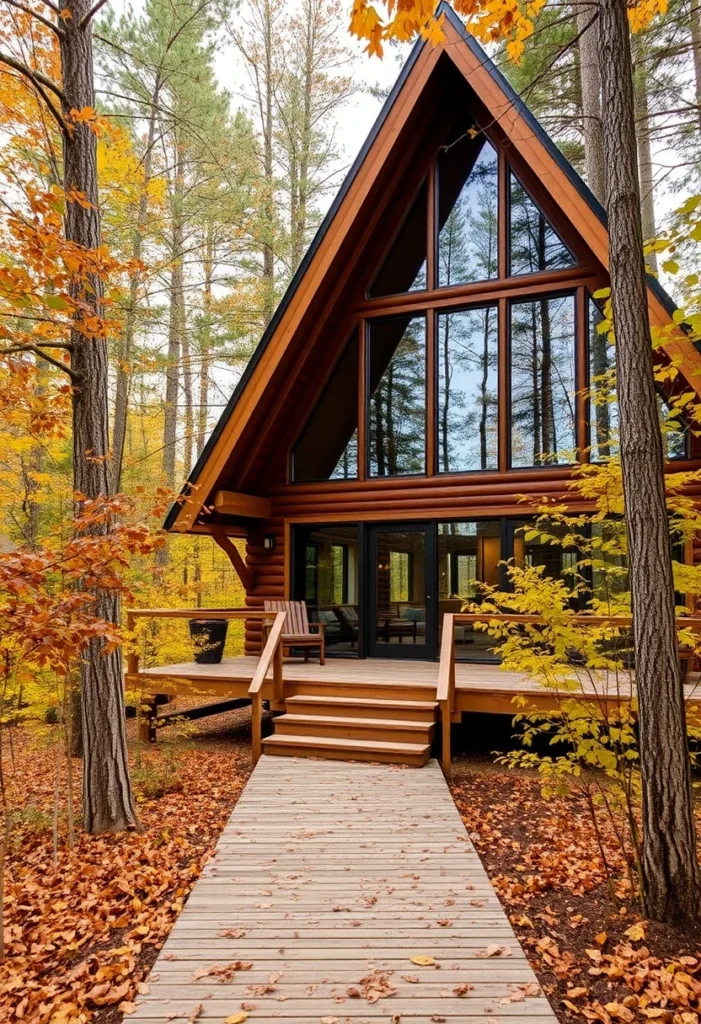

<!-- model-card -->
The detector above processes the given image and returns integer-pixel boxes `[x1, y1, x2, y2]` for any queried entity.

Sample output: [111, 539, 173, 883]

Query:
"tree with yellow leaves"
[349, 0, 701, 925]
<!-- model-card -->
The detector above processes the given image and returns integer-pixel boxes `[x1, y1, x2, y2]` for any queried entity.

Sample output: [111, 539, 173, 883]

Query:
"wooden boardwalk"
[130, 757, 558, 1023]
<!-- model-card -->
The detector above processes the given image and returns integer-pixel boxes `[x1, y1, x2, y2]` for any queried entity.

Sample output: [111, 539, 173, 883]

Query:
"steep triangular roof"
[166, 4, 699, 533]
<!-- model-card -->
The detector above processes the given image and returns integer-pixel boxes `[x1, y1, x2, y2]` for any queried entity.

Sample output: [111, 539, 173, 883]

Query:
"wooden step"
[284, 694, 438, 722]
[282, 678, 436, 703]
[275, 713, 434, 744]
[261, 733, 431, 767]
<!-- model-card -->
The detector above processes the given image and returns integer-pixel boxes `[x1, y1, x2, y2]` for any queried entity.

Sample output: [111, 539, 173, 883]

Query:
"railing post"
[438, 613, 455, 780]
[251, 694, 262, 765]
[274, 637, 283, 705]
[126, 611, 138, 676]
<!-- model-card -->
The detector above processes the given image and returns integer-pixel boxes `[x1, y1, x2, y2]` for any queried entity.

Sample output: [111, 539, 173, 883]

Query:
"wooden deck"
[129, 756, 558, 1024]
[129, 654, 701, 716]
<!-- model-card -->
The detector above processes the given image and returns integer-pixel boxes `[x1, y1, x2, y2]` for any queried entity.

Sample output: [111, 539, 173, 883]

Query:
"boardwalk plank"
[129, 758, 557, 1024]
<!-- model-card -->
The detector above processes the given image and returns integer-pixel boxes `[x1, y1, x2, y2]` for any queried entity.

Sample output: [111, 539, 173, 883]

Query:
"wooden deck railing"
[249, 611, 286, 765]
[124, 607, 285, 756]
[437, 613, 457, 779]
[437, 610, 701, 780]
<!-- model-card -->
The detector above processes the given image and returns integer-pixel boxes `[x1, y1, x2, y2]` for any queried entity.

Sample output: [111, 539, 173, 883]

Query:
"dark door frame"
[366, 521, 436, 660]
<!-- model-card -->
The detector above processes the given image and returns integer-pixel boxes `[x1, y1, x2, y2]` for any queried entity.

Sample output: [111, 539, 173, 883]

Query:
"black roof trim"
[166, 2, 682, 531]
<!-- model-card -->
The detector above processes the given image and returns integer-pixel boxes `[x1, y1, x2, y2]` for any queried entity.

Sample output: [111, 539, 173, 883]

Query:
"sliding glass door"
[367, 524, 435, 659]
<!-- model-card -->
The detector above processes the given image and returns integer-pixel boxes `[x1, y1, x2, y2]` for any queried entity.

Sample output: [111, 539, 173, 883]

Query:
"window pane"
[588, 299, 618, 461]
[368, 316, 426, 476]
[510, 294, 576, 466]
[369, 181, 427, 297]
[509, 172, 575, 276]
[437, 520, 502, 661]
[437, 306, 498, 473]
[295, 526, 359, 654]
[293, 332, 358, 482]
[658, 393, 688, 460]
[438, 138, 498, 287]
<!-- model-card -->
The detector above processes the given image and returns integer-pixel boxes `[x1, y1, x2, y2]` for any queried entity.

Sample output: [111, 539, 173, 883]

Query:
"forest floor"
[1, 709, 700, 1024]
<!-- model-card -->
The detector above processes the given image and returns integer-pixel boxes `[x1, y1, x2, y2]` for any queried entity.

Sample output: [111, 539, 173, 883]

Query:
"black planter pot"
[189, 618, 229, 664]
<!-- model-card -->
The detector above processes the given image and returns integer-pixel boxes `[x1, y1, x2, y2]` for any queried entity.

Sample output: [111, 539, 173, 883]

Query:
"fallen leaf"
[410, 955, 436, 966]
[225, 1014, 248, 1024]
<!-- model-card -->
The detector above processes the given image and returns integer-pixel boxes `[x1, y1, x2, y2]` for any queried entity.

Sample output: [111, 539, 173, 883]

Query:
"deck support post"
[138, 696, 158, 743]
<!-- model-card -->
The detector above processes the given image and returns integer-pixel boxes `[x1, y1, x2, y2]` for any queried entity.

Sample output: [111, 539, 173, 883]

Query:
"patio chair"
[263, 600, 326, 664]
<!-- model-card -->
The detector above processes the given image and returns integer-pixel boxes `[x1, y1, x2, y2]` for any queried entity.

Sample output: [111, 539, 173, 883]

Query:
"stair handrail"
[248, 610, 287, 765]
[437, 612, 456, 779]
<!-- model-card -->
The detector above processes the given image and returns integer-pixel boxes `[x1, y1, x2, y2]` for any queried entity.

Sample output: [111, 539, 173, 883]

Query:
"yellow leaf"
[225, 1014, 248, 1024]
[410, 955, 436, 966]
[595, 931, 607, 945]
[624, 921, 647, 941]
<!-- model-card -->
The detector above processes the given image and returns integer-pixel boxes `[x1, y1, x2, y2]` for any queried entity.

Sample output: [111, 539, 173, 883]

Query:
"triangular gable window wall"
[287, 119, 682, 484]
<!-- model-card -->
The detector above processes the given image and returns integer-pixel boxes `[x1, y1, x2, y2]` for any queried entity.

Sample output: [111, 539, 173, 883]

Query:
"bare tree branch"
[0, 344, 78, 380]
[1, 0, 64, 35]
[80, 0, 109, 28]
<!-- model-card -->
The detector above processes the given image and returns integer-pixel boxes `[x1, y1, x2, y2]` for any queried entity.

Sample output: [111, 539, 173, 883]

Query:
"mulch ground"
[450, 754, 701, 1024]
[2, 706, 701, 1024]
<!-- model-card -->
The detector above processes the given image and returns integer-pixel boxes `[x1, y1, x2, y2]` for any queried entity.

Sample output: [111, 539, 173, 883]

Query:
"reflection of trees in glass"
[438, 142, 498, 287]
[438, 306, 498, 472]
[509, 173, 575, 275]
[588, 299, 618, 461]
[330, 431, 358, 479]
[369, 317, 426, 476]
[510, 294, 576, 466]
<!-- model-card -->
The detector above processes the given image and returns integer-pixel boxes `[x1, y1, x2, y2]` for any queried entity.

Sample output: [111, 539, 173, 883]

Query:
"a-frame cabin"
[157, 5, 701, 763]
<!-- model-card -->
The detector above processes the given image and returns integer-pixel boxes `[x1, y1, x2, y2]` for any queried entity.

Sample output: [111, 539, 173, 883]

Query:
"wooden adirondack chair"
[263, 600, 326, 664]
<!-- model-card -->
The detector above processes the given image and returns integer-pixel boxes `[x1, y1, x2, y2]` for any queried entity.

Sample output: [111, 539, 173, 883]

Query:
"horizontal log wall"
[244, 519, 285, 656]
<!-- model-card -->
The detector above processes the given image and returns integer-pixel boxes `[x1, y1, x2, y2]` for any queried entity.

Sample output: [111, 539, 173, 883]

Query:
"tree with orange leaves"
[0, 0, 139, 833]
[350, 0, 700, 926]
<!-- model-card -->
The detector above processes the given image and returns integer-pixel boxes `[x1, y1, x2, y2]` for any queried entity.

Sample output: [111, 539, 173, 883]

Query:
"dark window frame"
[506, 288, 580, 471]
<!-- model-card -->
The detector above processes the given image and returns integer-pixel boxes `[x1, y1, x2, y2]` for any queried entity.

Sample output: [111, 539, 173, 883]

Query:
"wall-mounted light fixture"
[263, 535, 276, 551]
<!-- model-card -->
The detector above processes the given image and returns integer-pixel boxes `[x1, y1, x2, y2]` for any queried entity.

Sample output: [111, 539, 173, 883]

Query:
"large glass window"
[368, 316, 426, 476]
[438, 137, 498, 287]
[294, 525, 359, 654]
[293, 331, 358, 482]
[437, 520, 502, 661]
[509, 172, 575, 276]
[437, 306, 498, 473]
[369, 181, 427, 297]
[510, 294, 576, 467]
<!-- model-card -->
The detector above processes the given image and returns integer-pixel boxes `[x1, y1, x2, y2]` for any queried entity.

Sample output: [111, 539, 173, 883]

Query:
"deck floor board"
[130, 757, 557, 1024]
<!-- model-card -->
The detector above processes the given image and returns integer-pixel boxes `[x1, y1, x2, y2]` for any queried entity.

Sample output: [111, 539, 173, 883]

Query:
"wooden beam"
[213, 490, 272, 519]
[212, 528, 254, 590]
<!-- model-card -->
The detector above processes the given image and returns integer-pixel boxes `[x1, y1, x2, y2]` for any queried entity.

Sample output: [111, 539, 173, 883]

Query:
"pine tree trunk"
[690, 1, 701, 132]
[632, 35, 657, 271]
[262, 0, 276, 325]
[577, 9, 606, 203]
[598, 0, 700, 925]
[162, 141, 185, 489]
[59, 0, 137, 834]
[198, 224, 214, 454]
[111, 85, 160, 493]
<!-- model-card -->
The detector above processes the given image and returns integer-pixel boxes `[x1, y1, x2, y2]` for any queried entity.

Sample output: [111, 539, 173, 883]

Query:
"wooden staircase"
[261, 685, 438, 766]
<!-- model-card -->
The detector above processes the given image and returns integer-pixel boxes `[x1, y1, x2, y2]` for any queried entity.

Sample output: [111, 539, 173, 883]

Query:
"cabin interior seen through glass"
[290, 129, 686, 484]
[291, 519, 666, 662]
